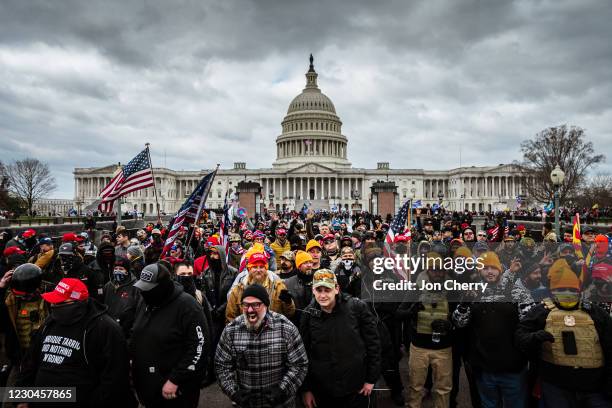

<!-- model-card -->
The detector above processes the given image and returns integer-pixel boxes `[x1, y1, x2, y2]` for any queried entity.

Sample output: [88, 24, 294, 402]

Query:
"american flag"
[383, 200, 411, 280]
[162, 170, 216, 256]
[98, 148, 154, 213]
[218, 192, 232, 261]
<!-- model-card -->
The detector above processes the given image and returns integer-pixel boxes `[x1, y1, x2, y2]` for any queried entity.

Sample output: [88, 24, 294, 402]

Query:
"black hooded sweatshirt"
[16, 299, 136, 407]
[130, 282, 208, 407]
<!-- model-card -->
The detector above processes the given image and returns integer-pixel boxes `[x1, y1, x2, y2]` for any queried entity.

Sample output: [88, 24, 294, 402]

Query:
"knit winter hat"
[480, 251, 502, 272]
[454, 246, 473, 259]
[548, 259, 581, 291]
[127, 245, 143, 258]
[306, 239, 322, 252]
[295, 251, 313, 268]
[241, 283, 270, 307]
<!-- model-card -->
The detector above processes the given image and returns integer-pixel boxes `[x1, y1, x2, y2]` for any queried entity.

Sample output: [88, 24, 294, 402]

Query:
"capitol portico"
[74, 56, 531, 217]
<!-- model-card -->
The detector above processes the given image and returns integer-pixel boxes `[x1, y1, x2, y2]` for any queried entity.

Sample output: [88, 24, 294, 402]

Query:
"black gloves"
[533, 330, 555, 343]
[232, 390, 252, 407]
[263, 387, 287, 406]
[279, 289, 293, 304]
[431, 319, 452, 334]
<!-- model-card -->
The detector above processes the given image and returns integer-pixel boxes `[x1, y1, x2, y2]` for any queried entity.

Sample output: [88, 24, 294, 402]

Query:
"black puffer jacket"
[16, 299, 136, 407]
[102, 275, 143, 339]
[299, 293, 381, 397]
[130, 282, 209, 407]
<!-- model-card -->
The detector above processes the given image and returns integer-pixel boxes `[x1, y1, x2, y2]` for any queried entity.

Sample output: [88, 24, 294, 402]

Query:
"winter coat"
[200, 245, 237, 317]
[102, 275, 143, 339]
[226, 274, 295, 323]
[299, 293, 381, 397]
[16, 299, 136, 407]
[130, 282, 209, 407]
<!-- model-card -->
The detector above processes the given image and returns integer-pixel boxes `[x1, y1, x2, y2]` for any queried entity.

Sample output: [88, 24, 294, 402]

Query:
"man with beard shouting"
[215, 284, 308, 407]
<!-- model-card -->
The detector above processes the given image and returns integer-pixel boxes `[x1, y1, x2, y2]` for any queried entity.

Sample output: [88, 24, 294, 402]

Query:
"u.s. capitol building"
[74, 56, 530, 217]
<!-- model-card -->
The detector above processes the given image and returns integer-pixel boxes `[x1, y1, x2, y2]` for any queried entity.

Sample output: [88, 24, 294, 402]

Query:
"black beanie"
[241, 284, 270, 307]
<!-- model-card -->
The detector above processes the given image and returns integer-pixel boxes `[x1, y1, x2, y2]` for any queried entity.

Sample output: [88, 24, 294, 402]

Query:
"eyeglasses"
[477, 233, 486, 237]
[241, 301, 263, 310]
[465, 232, 474, 236]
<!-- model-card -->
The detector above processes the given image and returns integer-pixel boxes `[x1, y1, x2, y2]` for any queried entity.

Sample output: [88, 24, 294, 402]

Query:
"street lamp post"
[550, 164, 566, 241]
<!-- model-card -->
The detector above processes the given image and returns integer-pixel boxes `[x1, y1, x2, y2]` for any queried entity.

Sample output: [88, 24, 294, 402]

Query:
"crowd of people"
[0, 206, 611, 408]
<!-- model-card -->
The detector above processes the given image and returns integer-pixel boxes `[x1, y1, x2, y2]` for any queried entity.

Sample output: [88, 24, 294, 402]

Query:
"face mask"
[140, 279, 174, 307]
[60, 256, 75, 274]
[51, 301, 88, 325]
[552, 291, 580, 309]
[209, 257, 222, 270]
[113, 269, 129, 284]
[342, 259, 354, 270]
[177, 275, 196, 296]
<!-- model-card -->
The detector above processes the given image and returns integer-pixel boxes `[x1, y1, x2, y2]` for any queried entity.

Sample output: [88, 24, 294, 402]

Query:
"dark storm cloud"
[0, 0, 611, 197]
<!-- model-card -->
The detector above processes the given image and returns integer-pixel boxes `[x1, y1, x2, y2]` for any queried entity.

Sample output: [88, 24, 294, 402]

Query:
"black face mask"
[209, 257, 222, 271]
[140, 279, 174, 307]
[60, 255, 75, 274]
[51, 301, 88, 326]
[177, 275, 196, 296]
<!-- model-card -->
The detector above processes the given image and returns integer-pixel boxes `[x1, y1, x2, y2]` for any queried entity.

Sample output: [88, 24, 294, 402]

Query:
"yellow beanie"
[480, 251, 502, 272]
[454, 246, 473, 259]
[295, 250, 313, 268]
[245, 243, 265, 259]
[306, 239, 322, 252]
[548, 259, 581, 290]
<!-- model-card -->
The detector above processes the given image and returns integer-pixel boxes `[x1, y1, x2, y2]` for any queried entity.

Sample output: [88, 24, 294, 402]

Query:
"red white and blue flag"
[383, 200, 412, 280]
[98, 148, 154, 213]
[162, 170, 217, 256]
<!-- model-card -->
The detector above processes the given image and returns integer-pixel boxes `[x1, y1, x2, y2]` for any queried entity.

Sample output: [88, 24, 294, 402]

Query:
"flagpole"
[185, 164, 220, 250]
[115, 162, 123, 226]
[145, 143, 162, 224]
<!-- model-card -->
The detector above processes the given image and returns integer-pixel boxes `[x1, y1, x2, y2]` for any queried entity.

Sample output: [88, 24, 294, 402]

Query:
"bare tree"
[5, 158, 57, 216]
[572, 172, 612, 208]
[514, 125, 605, 203]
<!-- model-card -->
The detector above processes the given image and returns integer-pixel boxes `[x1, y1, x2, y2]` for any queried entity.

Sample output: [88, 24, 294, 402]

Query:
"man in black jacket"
[300, 269, 380, 408]
[102, 257, 142, 339]
[16, 277, 135, 407]
[57, 242, 102, 301]
[131, 262, 208, 408]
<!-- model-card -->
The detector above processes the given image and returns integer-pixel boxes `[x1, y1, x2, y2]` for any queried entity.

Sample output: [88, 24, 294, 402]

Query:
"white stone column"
[335, 177, 338, 199]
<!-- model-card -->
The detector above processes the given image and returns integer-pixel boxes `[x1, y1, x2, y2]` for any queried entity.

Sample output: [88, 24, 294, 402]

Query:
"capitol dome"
[273, 55, 350, 169]
[287, 88, 336, 114]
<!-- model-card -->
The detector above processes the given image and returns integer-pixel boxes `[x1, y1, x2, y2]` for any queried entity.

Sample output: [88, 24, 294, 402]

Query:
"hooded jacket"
[89, 242, 115, 284]
[201, 245, 237, 317]
[102, 274, 143, 339]
[130, 282, 208, 407]
[16, 299, 136, 407]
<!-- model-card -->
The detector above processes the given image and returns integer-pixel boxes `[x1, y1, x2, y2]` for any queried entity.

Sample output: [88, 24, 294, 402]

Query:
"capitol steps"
[294, 199, 330, 211]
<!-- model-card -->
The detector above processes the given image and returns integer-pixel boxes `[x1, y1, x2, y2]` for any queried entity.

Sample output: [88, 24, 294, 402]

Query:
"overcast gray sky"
[1, 0, 611, 198]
